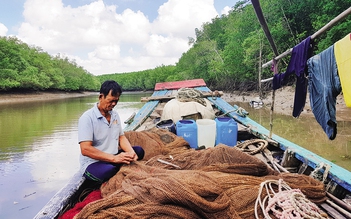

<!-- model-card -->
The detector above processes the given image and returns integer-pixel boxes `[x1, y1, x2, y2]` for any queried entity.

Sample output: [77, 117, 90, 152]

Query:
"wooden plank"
[124, 90, 170, 131]
[327, 192, 351, 213]
[326, 199, 351, 219]
[141, 95, 174, 102]
[320, 203, 347, 219]
[154, 79, 206, 91]
[140, 91, 223, 102]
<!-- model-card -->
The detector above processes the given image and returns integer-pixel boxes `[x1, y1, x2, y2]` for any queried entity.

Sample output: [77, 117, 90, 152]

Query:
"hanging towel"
[307, 45, 341, 140]
[334, 33, 351, 107]
[272, 36, 313, 117]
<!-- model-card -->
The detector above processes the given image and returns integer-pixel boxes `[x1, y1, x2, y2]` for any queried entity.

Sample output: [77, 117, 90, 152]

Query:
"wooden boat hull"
[34, 79, 351, 219]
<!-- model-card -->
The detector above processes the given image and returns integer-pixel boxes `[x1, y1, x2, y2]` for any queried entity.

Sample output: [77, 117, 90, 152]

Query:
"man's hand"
[131, 151, 139, 161]
[112, 151, 137, 164]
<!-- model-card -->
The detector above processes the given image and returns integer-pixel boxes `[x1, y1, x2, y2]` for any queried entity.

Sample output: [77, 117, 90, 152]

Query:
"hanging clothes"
[334, 33, 351, 107]
[272, 36, 313, 117]
[307, 45, 341, 140]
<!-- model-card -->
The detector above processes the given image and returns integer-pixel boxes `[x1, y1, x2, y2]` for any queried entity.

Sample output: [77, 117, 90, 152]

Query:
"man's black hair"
[100, 80, 122, 97]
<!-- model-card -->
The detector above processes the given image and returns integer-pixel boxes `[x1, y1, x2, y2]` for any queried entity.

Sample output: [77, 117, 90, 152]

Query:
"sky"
[0, 0, 238, 75]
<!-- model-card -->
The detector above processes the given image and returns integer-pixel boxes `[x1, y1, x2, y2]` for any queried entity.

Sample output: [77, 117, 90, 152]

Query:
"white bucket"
[196, 119, 216, 148]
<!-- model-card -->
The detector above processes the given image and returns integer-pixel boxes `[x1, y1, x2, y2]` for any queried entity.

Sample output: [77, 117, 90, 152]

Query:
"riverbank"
[0, 91, 97, 105]
[0, 88, 350, 120]
[222, 86, 351, 121]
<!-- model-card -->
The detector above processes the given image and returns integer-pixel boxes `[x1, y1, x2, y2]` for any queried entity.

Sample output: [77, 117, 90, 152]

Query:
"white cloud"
[17, 0, 219, 75]
[91, 44, 121, 60]
[221, 6, 231, 15]
[145, 34, 189, 57]
[153, 0, 218, 38]
[0, 23, 8, 36]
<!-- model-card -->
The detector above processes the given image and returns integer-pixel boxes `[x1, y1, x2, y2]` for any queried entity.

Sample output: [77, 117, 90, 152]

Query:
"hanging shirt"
[334, 33, 351, 107]
[307, 45, 341, 140]
[273, 36, 313, 117]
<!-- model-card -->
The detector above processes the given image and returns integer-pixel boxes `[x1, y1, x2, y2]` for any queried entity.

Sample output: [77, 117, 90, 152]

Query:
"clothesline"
[261, 6, 351, 82]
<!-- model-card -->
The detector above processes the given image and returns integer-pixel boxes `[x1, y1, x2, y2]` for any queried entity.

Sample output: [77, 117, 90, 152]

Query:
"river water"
[0, 93, 350, 218]
[0, 92, 147, 219]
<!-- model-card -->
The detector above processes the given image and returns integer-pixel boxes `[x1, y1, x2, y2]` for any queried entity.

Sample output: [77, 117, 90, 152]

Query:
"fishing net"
[124, 128, 190, 160]
[74, 129, 327, 219]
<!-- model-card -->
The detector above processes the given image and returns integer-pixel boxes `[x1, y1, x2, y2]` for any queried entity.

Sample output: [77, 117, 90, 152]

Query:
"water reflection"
[0, 92, 149, 219]
[0, 97, 93, 161]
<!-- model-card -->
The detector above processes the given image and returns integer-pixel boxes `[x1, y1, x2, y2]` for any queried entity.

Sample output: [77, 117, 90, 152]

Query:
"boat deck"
[34, 80, 351, 219]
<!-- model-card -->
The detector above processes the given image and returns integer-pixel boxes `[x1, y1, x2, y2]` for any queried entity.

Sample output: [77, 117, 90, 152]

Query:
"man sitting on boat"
[78, 80, 145, 183]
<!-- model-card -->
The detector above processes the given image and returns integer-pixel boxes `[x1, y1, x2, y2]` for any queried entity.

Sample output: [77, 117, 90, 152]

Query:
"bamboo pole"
[261, 6, 351, 82]
[251, 0, 280, 138]
[326, 200, 351, 219]
[327, 192, 351, 213]
[251, 0, 279, 56]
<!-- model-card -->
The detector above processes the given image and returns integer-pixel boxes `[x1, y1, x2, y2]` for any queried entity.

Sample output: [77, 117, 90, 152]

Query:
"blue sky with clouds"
[0, 0, 238, 75]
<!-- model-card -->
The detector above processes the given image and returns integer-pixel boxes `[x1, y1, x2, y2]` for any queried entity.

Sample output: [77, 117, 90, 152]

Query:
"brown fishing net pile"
[75, 128, 326, 219]
[124, 128, 190, 160]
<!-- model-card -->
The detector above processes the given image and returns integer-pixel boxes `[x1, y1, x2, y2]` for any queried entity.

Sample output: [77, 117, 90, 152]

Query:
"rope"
[235, 139, 268, 155]
[176, 87, 207, 106]
[235, 139, 282, 172]
[234, 106, 249, 117]
[255, 179, 328, 219]
[211, 90, 220, 100]
[310, 162, 331, 183]
[220, 106, 248, 118]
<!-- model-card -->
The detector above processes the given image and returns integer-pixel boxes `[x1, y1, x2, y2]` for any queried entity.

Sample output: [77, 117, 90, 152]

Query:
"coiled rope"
[255, 179, 328, 219]
[176, 87, 207, 106]
[235, 139, 268, 155]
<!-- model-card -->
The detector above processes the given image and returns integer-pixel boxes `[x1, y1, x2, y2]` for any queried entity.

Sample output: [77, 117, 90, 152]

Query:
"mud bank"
[0, 88, 349, 120]
[221, 86, 350, 121]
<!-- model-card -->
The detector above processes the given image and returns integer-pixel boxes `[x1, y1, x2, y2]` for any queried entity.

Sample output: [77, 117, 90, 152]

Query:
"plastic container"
[176, 120, 198, 148]
[215, 117, 238, 146]
[156, 119, 176, 134]
[196, 119, 216, 148]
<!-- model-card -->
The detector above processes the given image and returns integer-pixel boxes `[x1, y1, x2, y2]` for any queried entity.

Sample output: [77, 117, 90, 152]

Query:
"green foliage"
[0, 69, 20, 89]
[171, 0, 350, 91]
[97, 65, 176, 91]
[1, 0, 349, 92]
[0, 36, 99, 91]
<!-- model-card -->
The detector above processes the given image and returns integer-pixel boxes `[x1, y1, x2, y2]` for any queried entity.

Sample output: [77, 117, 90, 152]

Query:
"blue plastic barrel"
[215, 117, 238, 146]
[176, 120, 198, 148]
